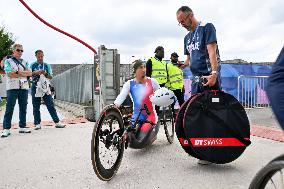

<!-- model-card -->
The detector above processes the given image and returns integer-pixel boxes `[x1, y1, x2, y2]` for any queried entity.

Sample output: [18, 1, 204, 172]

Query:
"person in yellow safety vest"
[165, 52, 185, 107]
[146, 46, 167, 87]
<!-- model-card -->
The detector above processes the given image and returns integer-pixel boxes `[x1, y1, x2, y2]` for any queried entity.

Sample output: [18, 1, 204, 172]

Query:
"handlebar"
[144, 104, 150, 115]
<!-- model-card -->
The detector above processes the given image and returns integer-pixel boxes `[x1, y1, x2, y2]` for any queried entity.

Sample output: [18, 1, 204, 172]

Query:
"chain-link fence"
[51, 64, 96, 105]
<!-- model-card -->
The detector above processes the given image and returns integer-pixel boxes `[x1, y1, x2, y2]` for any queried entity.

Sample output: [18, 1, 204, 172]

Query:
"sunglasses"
[178, 13, 190, 26]
[16, 49, 24, 52]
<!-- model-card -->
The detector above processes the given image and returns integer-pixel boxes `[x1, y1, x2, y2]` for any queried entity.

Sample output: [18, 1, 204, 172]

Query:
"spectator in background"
[1, 44, 32, 138]
[1, 55, 12, 71]
[146, 46, 168, 115]
[0, 58, 4, 71]
[146, 46, 167, 87]
[30, 50, 65, 130]
[165, 52, 185, 107]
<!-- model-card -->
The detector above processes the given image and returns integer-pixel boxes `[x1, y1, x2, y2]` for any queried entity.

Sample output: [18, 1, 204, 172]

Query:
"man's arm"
[7, 72, 19, 78]
[4, 60, 18, 78]
[146, 59, 152, 77]
[32, 70, 45, 76]
[202, 43, 218, 87]
[18, 70, 32, 77]
[45, 63, 53, 79]
[207, 43, 218, 72]
[179, 55, 190, 69]
[6, 70, 32, 78]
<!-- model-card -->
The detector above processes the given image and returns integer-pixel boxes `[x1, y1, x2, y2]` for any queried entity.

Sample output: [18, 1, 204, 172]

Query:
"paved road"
[246, 108, 280, 129]
[0, 123, 283, 189]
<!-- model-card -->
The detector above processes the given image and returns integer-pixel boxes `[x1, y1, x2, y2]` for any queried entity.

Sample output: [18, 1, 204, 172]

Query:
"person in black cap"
[146, 46, 168, 116]
[146, 46, 167, 88]
[166, 52, 185, 108]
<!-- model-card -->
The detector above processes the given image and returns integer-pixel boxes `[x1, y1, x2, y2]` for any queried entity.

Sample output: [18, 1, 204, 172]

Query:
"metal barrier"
[237, 75, 270, 108]
[51, 64, 95, 105]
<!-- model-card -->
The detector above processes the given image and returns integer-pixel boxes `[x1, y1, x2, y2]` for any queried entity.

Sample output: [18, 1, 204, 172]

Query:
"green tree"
[0, 26, 15, 61]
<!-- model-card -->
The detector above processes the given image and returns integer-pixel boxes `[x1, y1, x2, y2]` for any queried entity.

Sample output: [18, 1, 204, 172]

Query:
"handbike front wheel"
[162, 106, 175, 144]
[249, 154, 284, 189]
[91, 109, 125, 181]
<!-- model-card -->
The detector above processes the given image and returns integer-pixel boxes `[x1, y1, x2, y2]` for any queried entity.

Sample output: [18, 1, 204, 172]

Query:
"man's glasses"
[16, 49, 24, 52]
[178, 14, 190, 26]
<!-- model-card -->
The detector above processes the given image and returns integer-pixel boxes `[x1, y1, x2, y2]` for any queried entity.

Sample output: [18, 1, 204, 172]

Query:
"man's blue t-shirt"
[30, 62, 53, 86]
[184, 22, 221, 76]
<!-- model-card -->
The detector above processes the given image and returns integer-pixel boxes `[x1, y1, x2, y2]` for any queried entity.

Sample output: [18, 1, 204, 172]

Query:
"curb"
[251, 125, 284, 142]
[54, 99, 87, 117]
[0, 118, 90, 130]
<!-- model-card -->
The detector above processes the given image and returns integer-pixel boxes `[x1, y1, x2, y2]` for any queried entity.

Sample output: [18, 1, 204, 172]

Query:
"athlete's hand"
[114, 103, 120, 108]
[202, 74, 217, 87]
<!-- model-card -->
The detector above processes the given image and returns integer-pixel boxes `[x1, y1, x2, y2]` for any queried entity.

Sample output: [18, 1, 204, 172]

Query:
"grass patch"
[0, 99, 6, 107]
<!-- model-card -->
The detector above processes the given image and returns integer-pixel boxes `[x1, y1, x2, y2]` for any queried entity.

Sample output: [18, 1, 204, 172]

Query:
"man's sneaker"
[34, 124, 42, 130]
[55, 122, 66, 128]
[197, 160, 212, 165]
[1, 129, 11, 138]
[19, 127, 31, 133]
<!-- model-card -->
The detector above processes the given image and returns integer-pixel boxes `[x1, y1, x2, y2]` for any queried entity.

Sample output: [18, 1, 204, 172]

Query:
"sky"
[0, 0, 284, 65]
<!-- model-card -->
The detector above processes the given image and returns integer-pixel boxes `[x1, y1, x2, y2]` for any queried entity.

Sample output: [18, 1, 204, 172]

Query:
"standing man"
[146, 46, 168, 115]
[176, 6, 221, 95]
[146, 46, 168, 88]
[165, 52, 185, 107]
[1, 44, 32, 137]
[176, 6, 222, 165]
[30, 50, 65, 130]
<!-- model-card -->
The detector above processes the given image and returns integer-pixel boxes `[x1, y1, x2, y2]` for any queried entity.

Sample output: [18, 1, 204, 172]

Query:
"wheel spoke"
[268, 178, 277, 189]
[97, 118, 121, 169]
[265, 168, 284, 189]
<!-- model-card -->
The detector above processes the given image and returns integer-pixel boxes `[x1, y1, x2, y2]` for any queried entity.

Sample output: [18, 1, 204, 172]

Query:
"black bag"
[176, 90, 251, 164]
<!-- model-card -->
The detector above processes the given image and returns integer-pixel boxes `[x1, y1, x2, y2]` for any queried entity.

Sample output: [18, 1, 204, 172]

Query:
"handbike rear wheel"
[162, 106, 175, 144]
[91, 109, 125, 181]
[249, 154, 284, 189]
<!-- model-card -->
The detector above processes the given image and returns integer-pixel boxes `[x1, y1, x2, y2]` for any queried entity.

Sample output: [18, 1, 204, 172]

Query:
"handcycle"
[91, 103, 175, 181]
[248, 154, 284, 189]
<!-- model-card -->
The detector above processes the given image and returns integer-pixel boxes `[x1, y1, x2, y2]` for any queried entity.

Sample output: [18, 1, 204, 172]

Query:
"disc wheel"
[91, 110, 125, 181]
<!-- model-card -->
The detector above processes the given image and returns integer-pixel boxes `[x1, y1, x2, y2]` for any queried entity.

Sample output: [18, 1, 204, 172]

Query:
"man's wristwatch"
[16, 71, 19, 75]
[211, 70, 218, 75]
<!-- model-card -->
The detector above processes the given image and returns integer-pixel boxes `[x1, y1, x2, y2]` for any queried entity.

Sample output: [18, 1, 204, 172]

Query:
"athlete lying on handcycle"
[91, 60, 177, 181]
[114, 60, 160, 147]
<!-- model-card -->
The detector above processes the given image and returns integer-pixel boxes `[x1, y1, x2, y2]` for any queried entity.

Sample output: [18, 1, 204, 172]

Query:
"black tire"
[249, 155, 284, 189]
[91, 110, 125, 181]
[162, 106, 175, 144]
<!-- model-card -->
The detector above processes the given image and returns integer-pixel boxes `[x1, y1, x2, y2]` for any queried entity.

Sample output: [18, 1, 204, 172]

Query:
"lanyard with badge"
[38, 62, 45, 71]
[12, 57, 28, 88]
[188, 22, 201, 55]
[34, 62, 45, 85]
